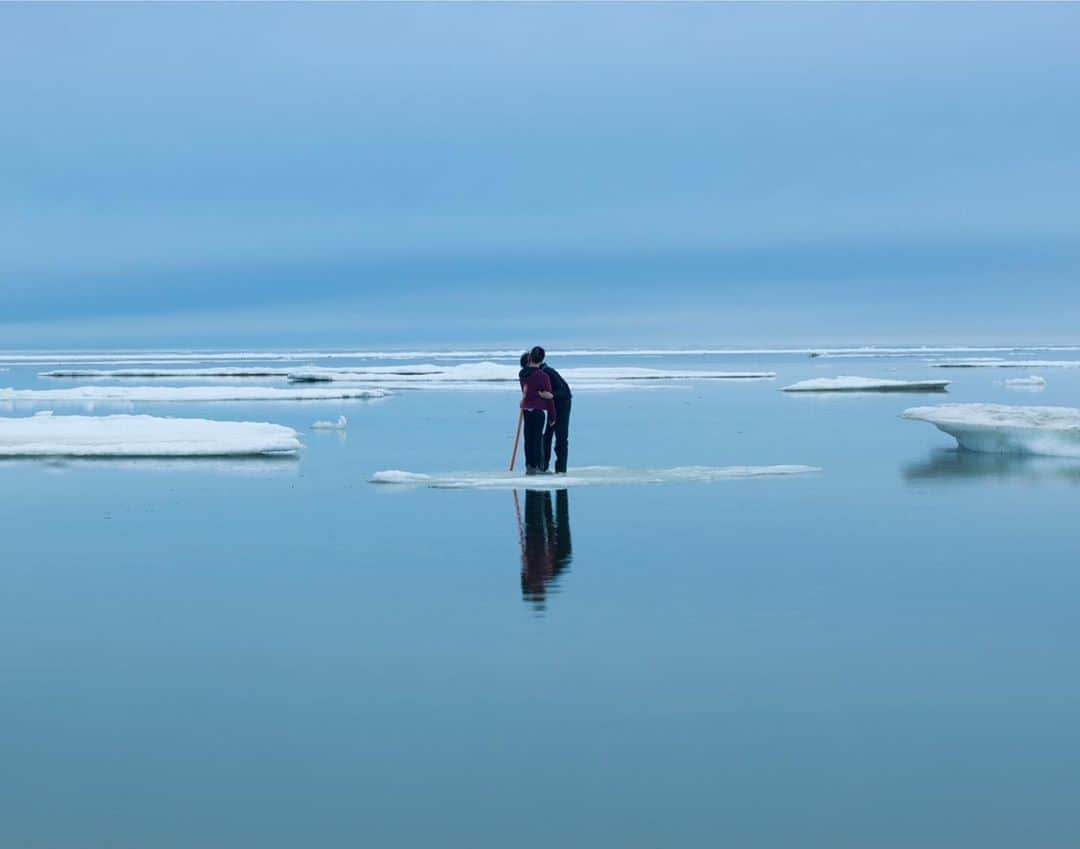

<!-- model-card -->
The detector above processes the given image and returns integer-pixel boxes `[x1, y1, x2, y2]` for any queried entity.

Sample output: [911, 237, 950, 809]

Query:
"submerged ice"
[902, 404, 1080, 458]
[371, 465, 819, 489]
[0, 414, 301, 456]
[311, 415, 347, 430]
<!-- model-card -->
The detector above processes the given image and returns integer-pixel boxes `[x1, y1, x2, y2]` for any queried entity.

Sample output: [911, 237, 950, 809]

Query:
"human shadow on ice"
[903, 449, 1080, 483]
[514, 489, 573, 612]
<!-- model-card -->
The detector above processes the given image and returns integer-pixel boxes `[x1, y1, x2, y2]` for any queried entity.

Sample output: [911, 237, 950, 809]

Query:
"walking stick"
[509, 409, 523, 471]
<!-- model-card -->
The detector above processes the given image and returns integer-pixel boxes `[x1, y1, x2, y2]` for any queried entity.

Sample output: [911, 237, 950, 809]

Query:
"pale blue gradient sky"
[2, 2, 1078, 347]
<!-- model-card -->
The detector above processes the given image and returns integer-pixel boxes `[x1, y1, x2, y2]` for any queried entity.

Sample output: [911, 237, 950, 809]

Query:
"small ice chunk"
[1003, 376, 1047, 387]
[902, 403, 1080, 458]
[783, 376, 950, 392]
[311, 415, 347, 430]
[371, 464, 820, 489]
[0, 414, 301, 456]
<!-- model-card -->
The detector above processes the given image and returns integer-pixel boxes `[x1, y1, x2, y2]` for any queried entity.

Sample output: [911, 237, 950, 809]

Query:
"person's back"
[542, 364, 572, 401]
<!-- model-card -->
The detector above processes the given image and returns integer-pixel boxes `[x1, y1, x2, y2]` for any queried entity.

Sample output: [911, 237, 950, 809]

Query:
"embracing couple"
[518, 346, 573, 475]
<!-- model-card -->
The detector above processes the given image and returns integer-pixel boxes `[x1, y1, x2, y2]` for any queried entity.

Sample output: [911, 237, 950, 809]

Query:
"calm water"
[3, 351, 1080, 848]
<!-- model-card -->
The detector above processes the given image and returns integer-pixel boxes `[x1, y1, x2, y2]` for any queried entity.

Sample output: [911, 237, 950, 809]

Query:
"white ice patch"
[0, 414, 301, 456]
[783, 376, 950, 392]
[311, 415, 347, 430]
[288, 362, 774, 384]
[902, 404, 1080, 458]
[0, 386, 389, 403]
[371, 464, 819, 489]
[1004, 376, 1047, 389]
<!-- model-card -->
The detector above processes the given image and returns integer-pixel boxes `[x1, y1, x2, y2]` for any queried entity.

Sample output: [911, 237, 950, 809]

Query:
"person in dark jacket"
[518, 350, 556, 475]
[529, 346, 572, 474]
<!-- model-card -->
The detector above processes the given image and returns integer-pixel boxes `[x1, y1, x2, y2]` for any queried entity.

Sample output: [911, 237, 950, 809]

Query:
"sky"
[1, 2, 1078, 349]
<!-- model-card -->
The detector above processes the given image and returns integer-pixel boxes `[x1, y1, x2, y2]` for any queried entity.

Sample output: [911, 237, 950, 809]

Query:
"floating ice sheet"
[371, 464, 820, 489]
[932, 360, 1080, 369]
[902, 404, 1080, 458]
[783, 376, 950, 393]
[288, 362, 774, 384]
[40, 367, 295, 378]
[0, 413, 301, 456]
[0, 386, 389, 403]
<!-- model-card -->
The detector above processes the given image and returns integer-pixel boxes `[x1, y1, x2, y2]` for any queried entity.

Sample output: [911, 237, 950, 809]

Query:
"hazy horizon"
[3, 2, 1078, 347]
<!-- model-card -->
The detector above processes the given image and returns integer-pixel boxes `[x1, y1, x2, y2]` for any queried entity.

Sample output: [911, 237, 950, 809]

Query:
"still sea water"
[3, 349, 1080, 848]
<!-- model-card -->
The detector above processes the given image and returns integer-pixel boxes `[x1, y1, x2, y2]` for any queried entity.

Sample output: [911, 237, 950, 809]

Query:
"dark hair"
[520, 352, 529, 369]
[530, 346, 546, 365]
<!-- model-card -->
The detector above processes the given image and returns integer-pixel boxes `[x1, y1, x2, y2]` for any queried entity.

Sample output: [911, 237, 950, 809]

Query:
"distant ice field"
[4, 344, 1080, 367]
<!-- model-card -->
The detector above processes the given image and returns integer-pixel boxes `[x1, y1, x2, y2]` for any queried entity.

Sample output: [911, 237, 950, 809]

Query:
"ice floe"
[371, 464, 819, 489]
[1004, 376, 1047, 389]
[931, 359, 1080, 369]
[288, 362, 774, 384]
[312, 415, 347, 430]
[902, 404, 1080, 458]
[809, 346, 1080, 359]
[0, 386, 389, 403]
[783, 376, 950, 393]
[40, 367, 295, 378]
[0, 414, 301, 456]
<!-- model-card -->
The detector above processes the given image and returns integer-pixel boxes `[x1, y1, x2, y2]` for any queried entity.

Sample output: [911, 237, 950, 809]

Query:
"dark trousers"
[522, 409, 546, 470]
[542, 398, 571, 473]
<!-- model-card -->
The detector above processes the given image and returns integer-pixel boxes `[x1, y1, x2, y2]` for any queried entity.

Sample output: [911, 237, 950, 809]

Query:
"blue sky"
[2, 3, 1078, 348]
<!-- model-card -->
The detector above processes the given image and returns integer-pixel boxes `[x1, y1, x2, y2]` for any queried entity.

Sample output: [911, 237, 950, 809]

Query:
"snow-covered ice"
[371, 464, 820, 489]
[902, 404, 1080, 458]
[0, 414, 301, 456]
[783, 376, 950, 393]
[288, 362, 774, 384]
[0, 386, 390, 403]
[312, 415, 347, 430]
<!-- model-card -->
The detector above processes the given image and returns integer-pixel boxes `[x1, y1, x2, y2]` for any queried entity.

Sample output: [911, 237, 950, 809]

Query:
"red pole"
[509, 409, 523, 471]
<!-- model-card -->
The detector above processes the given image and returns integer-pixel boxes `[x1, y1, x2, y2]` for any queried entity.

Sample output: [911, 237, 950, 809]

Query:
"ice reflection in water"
[904, 449, 1080, 483]
[514, 488, 573, 612]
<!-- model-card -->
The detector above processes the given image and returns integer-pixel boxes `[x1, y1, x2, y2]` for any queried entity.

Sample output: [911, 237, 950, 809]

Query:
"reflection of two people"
[515, 488, 573, 610]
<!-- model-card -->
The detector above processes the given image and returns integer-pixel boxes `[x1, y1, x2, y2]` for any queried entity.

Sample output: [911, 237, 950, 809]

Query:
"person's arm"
[537, 372, 557, 419]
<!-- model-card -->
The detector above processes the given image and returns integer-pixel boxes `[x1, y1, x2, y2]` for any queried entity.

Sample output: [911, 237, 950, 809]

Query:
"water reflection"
[904, 449, 1080, 483]
[514, 489, 573, 611]
[0, 455, 299, 476]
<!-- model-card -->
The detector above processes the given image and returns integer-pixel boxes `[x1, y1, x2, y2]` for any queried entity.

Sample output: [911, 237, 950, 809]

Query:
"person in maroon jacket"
[518, 350, 556, 475]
